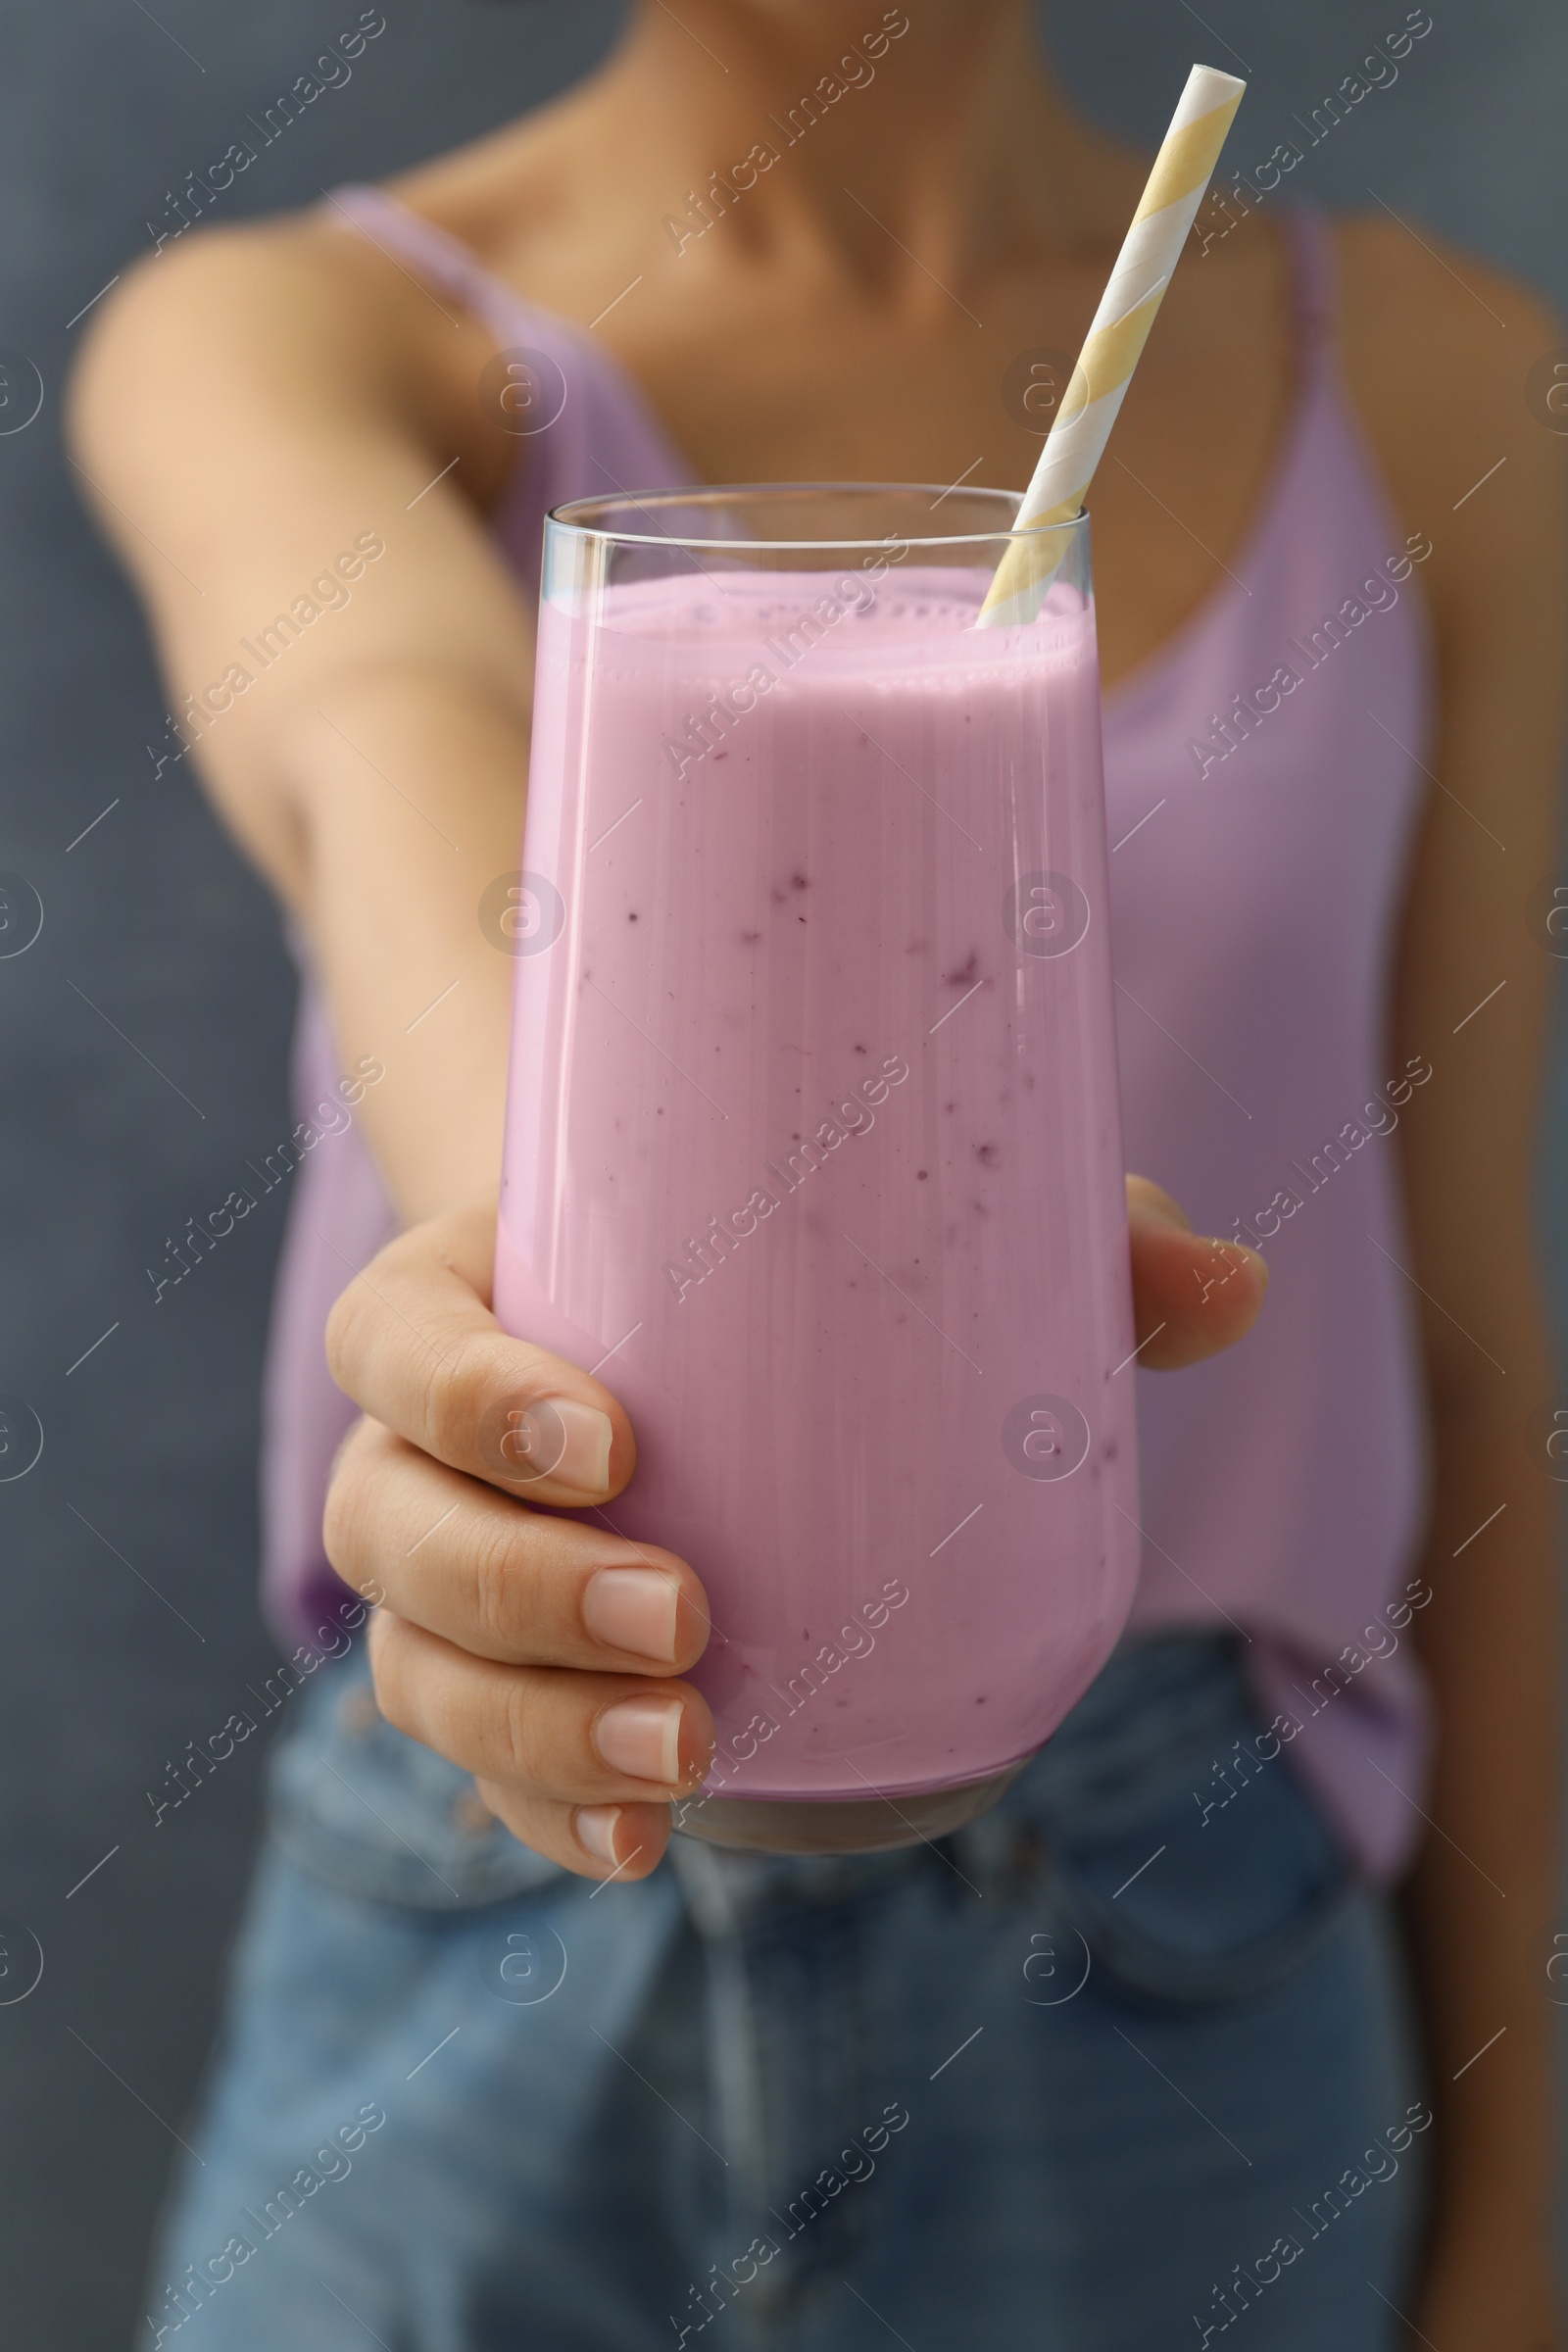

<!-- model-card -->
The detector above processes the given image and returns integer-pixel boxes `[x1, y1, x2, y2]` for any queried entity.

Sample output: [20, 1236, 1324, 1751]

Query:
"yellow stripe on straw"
[1130, 100, 1245, 225]
[977, 64, 1246, 628]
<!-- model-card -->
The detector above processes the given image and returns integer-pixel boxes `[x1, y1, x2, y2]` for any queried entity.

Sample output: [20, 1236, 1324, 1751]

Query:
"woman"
[73, 3, 1562, 2344]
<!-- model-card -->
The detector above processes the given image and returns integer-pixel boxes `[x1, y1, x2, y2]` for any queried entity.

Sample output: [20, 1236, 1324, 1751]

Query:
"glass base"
[672, 1756, 1035, 1857]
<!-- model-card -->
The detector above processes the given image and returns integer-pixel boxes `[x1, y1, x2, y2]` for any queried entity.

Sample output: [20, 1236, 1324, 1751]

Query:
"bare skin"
[71, 3, 1563, 2341]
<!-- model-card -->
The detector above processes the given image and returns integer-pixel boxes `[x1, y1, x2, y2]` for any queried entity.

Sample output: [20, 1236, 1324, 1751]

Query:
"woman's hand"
[324, 1200, 714, 1886]
[323, 1186, 1266, 1883]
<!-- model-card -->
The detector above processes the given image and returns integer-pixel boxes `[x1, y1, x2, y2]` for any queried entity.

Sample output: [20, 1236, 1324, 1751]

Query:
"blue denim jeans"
[140, 1635, 1423, 2349]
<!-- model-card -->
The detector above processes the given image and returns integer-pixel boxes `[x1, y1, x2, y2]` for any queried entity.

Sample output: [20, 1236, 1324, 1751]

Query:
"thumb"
[1126, 1175, 1269, 1370]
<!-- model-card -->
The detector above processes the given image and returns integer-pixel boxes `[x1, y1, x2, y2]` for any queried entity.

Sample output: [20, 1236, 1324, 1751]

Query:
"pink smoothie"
[495, 562, 1140, 1800]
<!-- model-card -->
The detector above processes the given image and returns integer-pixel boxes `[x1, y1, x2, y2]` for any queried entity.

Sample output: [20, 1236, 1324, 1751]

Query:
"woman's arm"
[1344, 221, 1567, 2346]
[72, 209, 1271, 1887]
[68, 220, 528, 1218]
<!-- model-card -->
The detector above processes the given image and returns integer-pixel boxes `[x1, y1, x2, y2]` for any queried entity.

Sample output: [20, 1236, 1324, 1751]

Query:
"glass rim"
[546, 480, 1087, 555]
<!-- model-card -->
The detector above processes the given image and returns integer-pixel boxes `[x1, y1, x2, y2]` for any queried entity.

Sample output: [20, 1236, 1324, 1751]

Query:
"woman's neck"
[571, 1, 1144, 299]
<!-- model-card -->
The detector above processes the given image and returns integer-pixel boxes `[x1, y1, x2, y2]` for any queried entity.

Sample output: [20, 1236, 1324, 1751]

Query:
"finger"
[325, 1420, 710, 1671]
[368, 1609, 715, 1806]
[325, 1195, 634, 1508]
[1126, 1174, 1269, 1370]
[472, 1779, 671, 1884]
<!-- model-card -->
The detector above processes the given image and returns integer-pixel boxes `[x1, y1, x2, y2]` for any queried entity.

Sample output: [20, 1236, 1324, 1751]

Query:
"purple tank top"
[268, 187, 1432, 1877]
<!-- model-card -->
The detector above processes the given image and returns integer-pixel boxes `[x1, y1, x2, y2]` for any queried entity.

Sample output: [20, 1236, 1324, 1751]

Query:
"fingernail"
[498, 1397, 612, 1497]
[1131, 1194, 1194, 1233]
[1203, 1235, 1266, 1272]
[574, 1804, 622, 1865]
[583, 1568, 681, 1663]
[594, 1695, 684, 1786]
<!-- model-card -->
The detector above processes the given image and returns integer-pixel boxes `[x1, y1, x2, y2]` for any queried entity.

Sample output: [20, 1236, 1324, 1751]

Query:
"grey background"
[0, 3, 1561, 2345]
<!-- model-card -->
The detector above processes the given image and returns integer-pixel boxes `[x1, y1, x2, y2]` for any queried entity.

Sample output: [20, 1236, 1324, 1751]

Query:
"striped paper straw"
[976, 64, 1246, 629]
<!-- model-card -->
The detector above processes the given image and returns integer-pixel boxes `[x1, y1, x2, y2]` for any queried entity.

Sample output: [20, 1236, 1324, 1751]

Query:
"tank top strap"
[1281, 204, 1339, 372]
[320, 182, 528, 346]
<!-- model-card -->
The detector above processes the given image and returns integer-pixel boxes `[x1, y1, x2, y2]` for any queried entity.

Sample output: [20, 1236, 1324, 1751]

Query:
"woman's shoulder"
[1329, 210, 1565, 597]
[80, 197, 486, 400]
[71, 195, 514, 517]
[93, 92, 610, 364]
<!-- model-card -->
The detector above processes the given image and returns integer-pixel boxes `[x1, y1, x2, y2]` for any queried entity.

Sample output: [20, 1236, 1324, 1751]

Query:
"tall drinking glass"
[493, 486, 1139, 1855]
